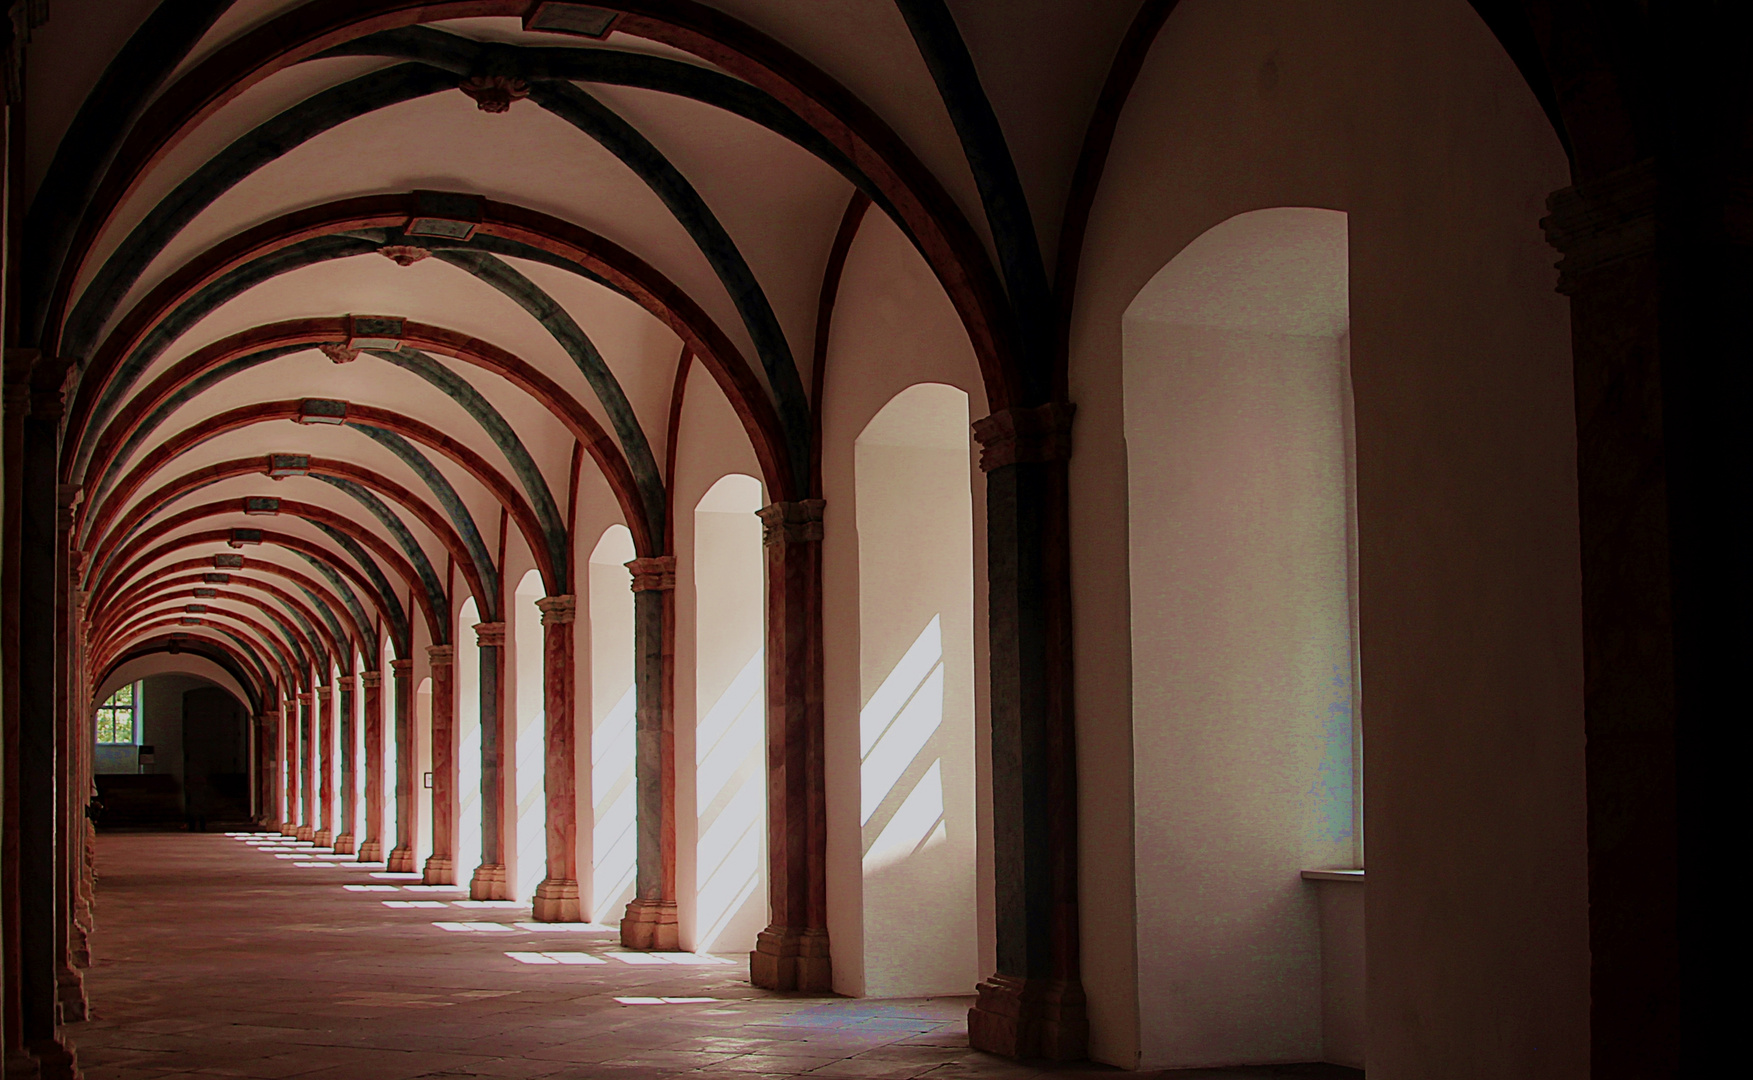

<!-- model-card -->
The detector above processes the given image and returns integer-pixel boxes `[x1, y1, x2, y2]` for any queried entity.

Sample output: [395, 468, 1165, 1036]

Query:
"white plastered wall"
[1066, 1, 1586, 1074]
[588, 524, 637, 926]
[819, 210, 993, 997]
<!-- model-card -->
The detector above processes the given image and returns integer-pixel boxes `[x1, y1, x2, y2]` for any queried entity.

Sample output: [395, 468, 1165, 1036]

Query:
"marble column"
[334, 676, 357, 855]
[386, 659, 418, 872]
[258, 712, 279, 834]
[280, 695, 299, 837]
[314, 684, 335, 848]
[295, 687, 316, 843]
[423, 645, 457, 885]
[966, 403, 1086, 1060]
[469, 622, 509, 900]
[52, 485, 85, 1020]
[357, 671, 385, 862]
[533, 595, 580, 922]
[750, 502, 830, 991]
[620, 558, 677, 949]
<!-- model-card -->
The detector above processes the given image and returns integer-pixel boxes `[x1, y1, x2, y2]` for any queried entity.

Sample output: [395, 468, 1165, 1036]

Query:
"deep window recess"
[96, 682, 141, 745]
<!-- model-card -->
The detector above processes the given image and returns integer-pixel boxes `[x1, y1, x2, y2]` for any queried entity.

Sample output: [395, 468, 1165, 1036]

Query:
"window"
[96, 683, 140, 745]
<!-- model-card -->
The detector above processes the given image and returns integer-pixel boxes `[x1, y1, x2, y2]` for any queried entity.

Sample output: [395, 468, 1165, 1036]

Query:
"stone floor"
[67, 832, 1362, 1080]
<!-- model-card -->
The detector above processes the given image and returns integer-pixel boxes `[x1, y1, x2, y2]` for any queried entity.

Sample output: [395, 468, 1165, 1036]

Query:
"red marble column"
[357, 671, 385, 862]
[333, 677, 357, 855]
[258, 711, 278, 834]
[621, 558, 677, 949]
[281, 694, 301, 838]
[296, 686, 317, 842]
[533, 595, 580, 922]
[750, 502, 830, 991]
[313, 683, 335, 848]
[423, 645, 457, 885]
[469, 622, 509, 900]
[386, 658, 418, 872]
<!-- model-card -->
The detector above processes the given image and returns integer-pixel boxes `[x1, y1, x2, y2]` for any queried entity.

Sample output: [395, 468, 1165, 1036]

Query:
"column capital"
[389, 658, 413, 676]
[474, 621, 506, 648]
[427, 644, 456, 664]
[1543, 158, 1659, 294]
[360, 670, 382, 688]
[318, 684, 333, 701]
[758, 500, 826, 547]
[27, 356, 76, 420]
[972, 402, 1075, 472]
[536, 595, 576, 624]
[626, 556, 676, 592]
[338, 673, 357, 690]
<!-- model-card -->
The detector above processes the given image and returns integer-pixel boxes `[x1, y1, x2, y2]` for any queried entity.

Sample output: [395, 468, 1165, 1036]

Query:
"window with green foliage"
[95, 683, 140, 745]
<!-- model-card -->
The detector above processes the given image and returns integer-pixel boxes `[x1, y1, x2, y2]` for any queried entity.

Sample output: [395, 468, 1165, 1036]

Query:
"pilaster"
[423, 647, 456, 885]
[313, 684, 334, 848]
[749, 503, 831, 992]
[469, 623, 509, 900]
[532, 596, 580, 922]
[966, 403, 1086, 1060]
[333, 677, 356, 855]
[357, 671, 385, 862]
[385, 659, 417, 873]
[620, 559, 677, 949]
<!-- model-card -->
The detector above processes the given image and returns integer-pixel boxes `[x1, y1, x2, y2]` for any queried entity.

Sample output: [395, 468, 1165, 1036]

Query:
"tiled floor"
[67, 832, 1360, 1079]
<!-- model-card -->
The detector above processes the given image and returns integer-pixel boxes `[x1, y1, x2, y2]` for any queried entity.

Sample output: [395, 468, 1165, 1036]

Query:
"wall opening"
[693, 473, 767, 954]
[854, 383, 979, 996]
[589, 525, 637, 926]
[458, 598, 483, 879]
[514, 569, 548, 901]
[1124, 207, 1361, 1069]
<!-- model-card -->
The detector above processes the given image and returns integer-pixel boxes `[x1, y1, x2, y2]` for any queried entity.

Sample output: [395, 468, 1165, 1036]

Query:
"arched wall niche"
[457, 597, 484, 882]
[853, 383, 979, 998]
[589, 524, 637, 927]
[1065, 0, 1586, 1073]
[1124, 206, 1358, 1069]
[817, 209, 993, 997]
[514, 568, 548, 901]
[691, 473, 768, 955]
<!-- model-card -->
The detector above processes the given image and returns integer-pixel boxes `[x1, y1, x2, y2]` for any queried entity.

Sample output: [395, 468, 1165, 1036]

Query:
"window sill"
[1301, 868, 1365, 883]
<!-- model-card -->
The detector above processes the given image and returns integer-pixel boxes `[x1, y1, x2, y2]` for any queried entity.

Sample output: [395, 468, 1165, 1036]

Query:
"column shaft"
[967, 404, 1086, 1060]
[295, 690, 316, 842]
[2, 353, 30, 1072]
[314, 684, 334, 847]
[423, 647, 456, 884]
[52, 485, 85, 1019]
[358, 671, 385, 862]
[750, 502, 830, 991]
[533, 596, 580, 921]
[620, 559, 676, 949]
[334, 679, 356, 854]
[386, 659, 418, 872]
[469, 623, 509, 900]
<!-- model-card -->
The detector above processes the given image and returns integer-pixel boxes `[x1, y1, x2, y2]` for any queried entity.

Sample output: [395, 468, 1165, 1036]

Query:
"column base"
[71, 920, 91, 968]
[313, 829, 333, 849]
[469, 863, 509, 900]
[356, 839, 383, 862]
[422, 856, 455, 886]
[385, 846, 417, 873]
[294, 825, 315, 842]
[279, 823, 299, 838]
[532, 878, 581, 922]
[56, 964, 88, 1023]
[620, 898, 678, 950]
[332, 833, 356, 855]
[967, 974, 1088, 1061]
[4, 1049, 42, 1079]
[749, 925, 832, 992]
[25, 1034, 78, 1080]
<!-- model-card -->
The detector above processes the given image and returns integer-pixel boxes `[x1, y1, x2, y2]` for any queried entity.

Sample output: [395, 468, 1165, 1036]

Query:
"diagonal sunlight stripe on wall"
[860, 617, 944, 827]
[696, 650, 763, 812]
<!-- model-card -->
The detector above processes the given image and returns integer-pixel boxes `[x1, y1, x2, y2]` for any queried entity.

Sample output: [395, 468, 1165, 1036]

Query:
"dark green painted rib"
[346, 424, 498, 621]
[24, 0, 236, 349]
[530, 78, 813, 487]
[61, 64, 460, 362]
[72, 234, 379, 485]
[292, 581, 357, 661]
[215, 627, 294, 698]
[370, 348, 567, 592]
[302, 526, 411, 657]
[432, 249, 665, 543]
[292, 552, 385, 662]
[312, 475, 449, 645]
